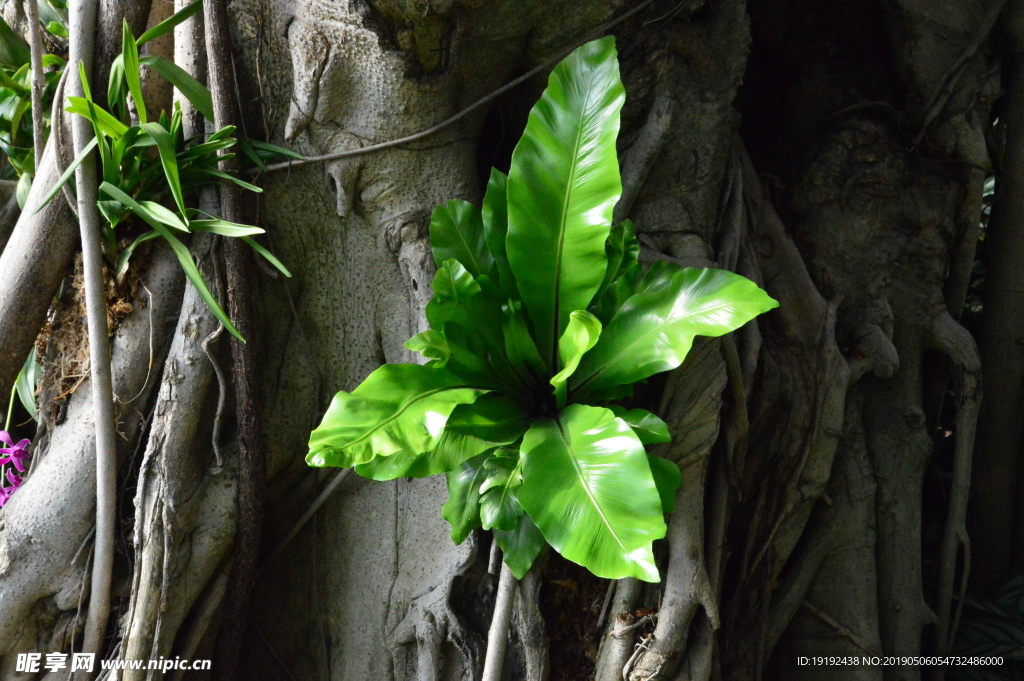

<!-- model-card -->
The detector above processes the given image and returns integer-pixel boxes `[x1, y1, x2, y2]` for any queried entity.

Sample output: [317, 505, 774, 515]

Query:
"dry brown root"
[119, 234, 238, 677]
[0, 243, 183, 657]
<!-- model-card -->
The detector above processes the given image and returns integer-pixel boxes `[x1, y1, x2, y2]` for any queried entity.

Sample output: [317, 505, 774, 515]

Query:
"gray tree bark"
[0, 1, 1010, 680]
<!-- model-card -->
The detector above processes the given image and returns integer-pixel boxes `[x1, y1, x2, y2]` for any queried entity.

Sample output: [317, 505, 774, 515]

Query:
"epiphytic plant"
[306, 36, 777, 581]
[39, 2, 293, 339]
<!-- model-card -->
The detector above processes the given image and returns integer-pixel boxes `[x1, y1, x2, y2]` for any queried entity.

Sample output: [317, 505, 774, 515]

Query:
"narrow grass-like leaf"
[238, 135, 266, 172]
[202, 167, 262, 192]
[138, 200, 188, 232]
[121, 21, 146, 123]
[45, 21, 68, 38]
[139, 55, 213, 121]
[137, 0, 202, 46]
[100, 181, 241, 339]
[66, 97, 129, 137]
[189, 219, 264, 237]
[115, 230, 159, 279]
[15, 347, 39, 419]
[140, 122, 186, 217]
[33, 136, 97, 215]
[75, 63, 116, 186]
[249, 139, 303, 159]
[15, 172, 30, 210]
[0, 69, 27, 96]
[106, 55, 125, 118]
[0, 17, 30, 66]
[241, 236, 291, 277]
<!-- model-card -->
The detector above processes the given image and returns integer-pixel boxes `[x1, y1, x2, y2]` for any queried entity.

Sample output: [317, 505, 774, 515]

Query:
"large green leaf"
[647, 454, 680, 514]
[591, 259, 682, 324]
[429, 199, 493, 278]
[404, 329, 451, 365]
[122, 21, 147, 124]
[443, 453, 491, 544]
[610, 406, 671, 445]
[501, 299, 548, 386]
[355, 393, 531, 480]
[550, 310, 601, 407]
[443, 392, 533, 444]
[307, 364, 484, 468]
[596, 220, 639, 299]
[505, 36, 624, 368]
[480, 450, 524, 532]
[494, 512, 546, 579]
[354, 428, 494, 480]
[481, 168, 517, 298]
[436, 275, 522, 391]
[572, 267, 778, 400]
[425, 259, 481, 328]
[517, 404, 665, 581]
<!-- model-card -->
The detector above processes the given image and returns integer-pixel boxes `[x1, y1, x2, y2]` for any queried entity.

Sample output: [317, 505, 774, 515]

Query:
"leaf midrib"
[492, 457, 524, 527]
[573, 295, 739, 396]
[550, 67, 600, 370]
[556, 417, 626, 551]
[341, 385, 478, 449]
[445, 203, 481, 275]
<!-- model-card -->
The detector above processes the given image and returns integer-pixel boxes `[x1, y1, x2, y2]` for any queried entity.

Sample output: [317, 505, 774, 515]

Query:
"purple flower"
[0, 431, 31, 473]
[0, 469, 22, 508]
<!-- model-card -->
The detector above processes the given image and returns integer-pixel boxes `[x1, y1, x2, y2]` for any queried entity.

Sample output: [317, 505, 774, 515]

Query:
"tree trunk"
[0, 1, 1011, 680]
